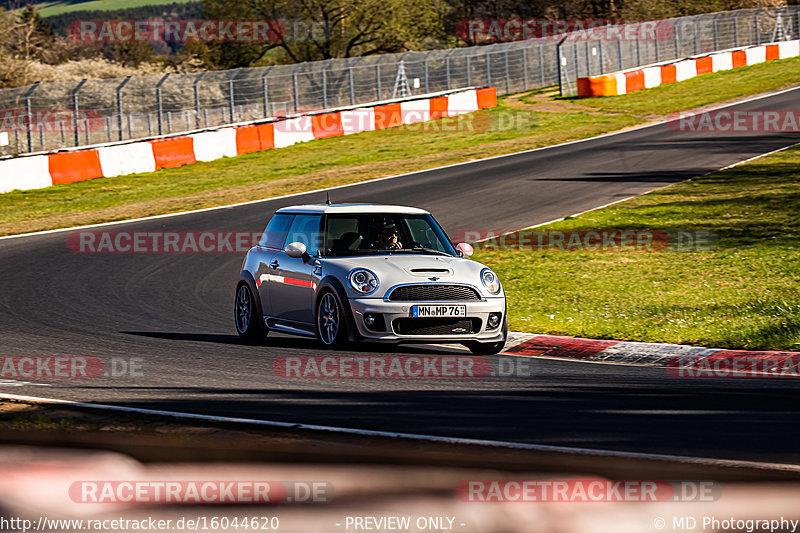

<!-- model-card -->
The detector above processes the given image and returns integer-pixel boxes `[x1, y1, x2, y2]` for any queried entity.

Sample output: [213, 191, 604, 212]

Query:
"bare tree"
[201, 0, 449, 68]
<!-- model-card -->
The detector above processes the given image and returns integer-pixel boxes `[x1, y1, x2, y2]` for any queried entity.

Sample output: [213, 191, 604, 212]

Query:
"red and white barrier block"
[0, 87, 497, 194]
[577, 40, 800, 97]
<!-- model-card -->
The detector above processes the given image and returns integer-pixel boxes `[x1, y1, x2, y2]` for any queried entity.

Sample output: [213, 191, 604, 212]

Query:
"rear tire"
[316, 290, 348, 348]
[235, 282, 266, 342]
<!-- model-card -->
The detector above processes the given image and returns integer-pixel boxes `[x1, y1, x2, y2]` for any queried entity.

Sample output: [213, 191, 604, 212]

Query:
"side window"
[285, 214, 322, 256]
[259, 213, 294, 249]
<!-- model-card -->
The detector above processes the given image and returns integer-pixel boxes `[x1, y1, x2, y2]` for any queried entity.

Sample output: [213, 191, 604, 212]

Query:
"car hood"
[322, 254, 499, 298]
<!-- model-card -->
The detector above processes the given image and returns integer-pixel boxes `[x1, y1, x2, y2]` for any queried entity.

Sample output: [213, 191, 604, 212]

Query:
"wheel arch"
[316, 276, 362, 342]
[238, 270, 265, 321]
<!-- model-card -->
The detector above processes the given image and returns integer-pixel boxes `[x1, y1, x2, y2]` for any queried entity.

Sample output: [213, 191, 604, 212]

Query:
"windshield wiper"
[409, 246, 452, 256]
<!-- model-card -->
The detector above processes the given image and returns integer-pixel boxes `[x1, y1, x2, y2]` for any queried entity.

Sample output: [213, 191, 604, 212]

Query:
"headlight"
[480, 268, 501, 294]
[348, 268, 379, 295]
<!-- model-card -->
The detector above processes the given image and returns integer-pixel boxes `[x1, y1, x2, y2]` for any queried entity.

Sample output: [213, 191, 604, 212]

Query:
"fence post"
[755, 8, 762, 44]
[485, 48, 491, 87]
[375, 56, 386, 100]
[503, 49, 510, 93]
[423, 50, 433, 93]
[598, 40, 604, 73]
[712, 13, 720, 51]
[795, 6, 800, 42]
[71, 79, 87, 147]
[653, 29, 659, 63]
[193, 71, 207, 127]
[23, 81, 40, 153]
[522, 47, 528, 89]
[795, 6, 800, 43]
[228, 68, 241, 122]
[635, 26, 641, 66]
[466, 54, 471, 86]
[260, 66, 273, 118]
[155, 73, 170, 136]
[584, 41, 590, 75]
[444, 49, 455, 90]
[348, 58, 357, 106]
[538, 43, 544, 85]
[321, 59, 330, 109]
[671, 18, 677, 58]
[573, 41, 579, 77]
[116, 76, 131, 141]
[556, 35, 567, 97]
[291, 63, 303, 113]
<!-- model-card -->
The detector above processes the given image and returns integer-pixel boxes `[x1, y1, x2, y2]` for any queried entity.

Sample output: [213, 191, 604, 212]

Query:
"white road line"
[1, 391, 799, 471]
[2, 85, 799, 242]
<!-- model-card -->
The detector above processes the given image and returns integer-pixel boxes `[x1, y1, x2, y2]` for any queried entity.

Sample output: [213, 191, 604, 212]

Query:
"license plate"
[412, 305, 466, 317]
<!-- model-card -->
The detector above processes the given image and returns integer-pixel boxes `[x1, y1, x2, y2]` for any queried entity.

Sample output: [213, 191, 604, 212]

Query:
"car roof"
[275, 204, 430, 215]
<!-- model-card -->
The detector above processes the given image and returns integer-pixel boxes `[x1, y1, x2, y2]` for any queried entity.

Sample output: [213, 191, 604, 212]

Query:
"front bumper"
[349, 297, 506, 343]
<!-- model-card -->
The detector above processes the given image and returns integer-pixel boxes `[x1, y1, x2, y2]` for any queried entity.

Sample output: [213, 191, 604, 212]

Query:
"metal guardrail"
[0, 6, 797, 156]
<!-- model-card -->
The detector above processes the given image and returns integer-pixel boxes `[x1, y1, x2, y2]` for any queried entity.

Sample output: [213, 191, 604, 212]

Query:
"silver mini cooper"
[235, 204, 507, 354]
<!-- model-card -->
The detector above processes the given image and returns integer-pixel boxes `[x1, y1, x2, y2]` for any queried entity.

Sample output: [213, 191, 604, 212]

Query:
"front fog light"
[364, 313, 384, 331]
[487, 312, 502, 330]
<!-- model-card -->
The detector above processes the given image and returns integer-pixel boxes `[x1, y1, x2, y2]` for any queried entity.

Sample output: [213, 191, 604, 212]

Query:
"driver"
[376, 222, 403, 250]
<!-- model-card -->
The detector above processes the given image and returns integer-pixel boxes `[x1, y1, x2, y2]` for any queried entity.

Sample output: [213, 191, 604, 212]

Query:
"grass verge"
[34, 0, 195, 18]
[474, 145, 800, 351]
[2, 55, 800, 236]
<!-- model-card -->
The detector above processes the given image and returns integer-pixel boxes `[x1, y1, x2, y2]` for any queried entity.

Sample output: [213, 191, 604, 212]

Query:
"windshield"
[325, 213, 457, 257]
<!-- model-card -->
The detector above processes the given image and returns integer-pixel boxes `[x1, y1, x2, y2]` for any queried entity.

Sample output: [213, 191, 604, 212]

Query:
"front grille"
[393, 317, 480, 335]
[388, 284, 481, 301]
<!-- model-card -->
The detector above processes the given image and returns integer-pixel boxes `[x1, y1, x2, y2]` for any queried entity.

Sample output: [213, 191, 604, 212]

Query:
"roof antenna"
[325, 191, 331, 205]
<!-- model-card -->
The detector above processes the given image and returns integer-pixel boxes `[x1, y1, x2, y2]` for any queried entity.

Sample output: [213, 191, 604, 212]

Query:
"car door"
[269, 214, 323, 326]
[255, 212, 294, 318]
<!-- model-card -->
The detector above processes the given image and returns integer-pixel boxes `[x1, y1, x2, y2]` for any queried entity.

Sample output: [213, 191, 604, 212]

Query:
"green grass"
[564, 54, 800, 117]
[0, 101, 637, 235]
[33, 0, 194, 17]
[2, 55, 800, 238]
[475, 146, 800, 351]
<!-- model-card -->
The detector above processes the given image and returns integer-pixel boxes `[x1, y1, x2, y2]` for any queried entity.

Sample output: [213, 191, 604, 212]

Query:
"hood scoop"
[406, 267, 453, 277]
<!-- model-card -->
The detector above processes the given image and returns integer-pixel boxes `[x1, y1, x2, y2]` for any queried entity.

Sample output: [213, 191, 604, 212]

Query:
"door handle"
[269, 260, 279, 270]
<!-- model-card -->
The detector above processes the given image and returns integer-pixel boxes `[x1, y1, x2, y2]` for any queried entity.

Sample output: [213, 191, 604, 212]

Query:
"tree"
[201, 0, 449, 68]
[0, 8, 30, 87]
[11, 5, 51, 60]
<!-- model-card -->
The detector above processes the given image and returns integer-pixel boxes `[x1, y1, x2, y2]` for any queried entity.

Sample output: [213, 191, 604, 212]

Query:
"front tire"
[235, 282, 266, 342]
[465, 314, 507, 355]
[316, 291, 348, 348]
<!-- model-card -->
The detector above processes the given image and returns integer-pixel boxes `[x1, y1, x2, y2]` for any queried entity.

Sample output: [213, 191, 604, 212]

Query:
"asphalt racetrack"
[3, 88, 800, 464]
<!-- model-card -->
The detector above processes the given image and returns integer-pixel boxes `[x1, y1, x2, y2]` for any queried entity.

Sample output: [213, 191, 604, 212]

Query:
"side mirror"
[455, 242, 474, 258]
[285, 242, 310, 262]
